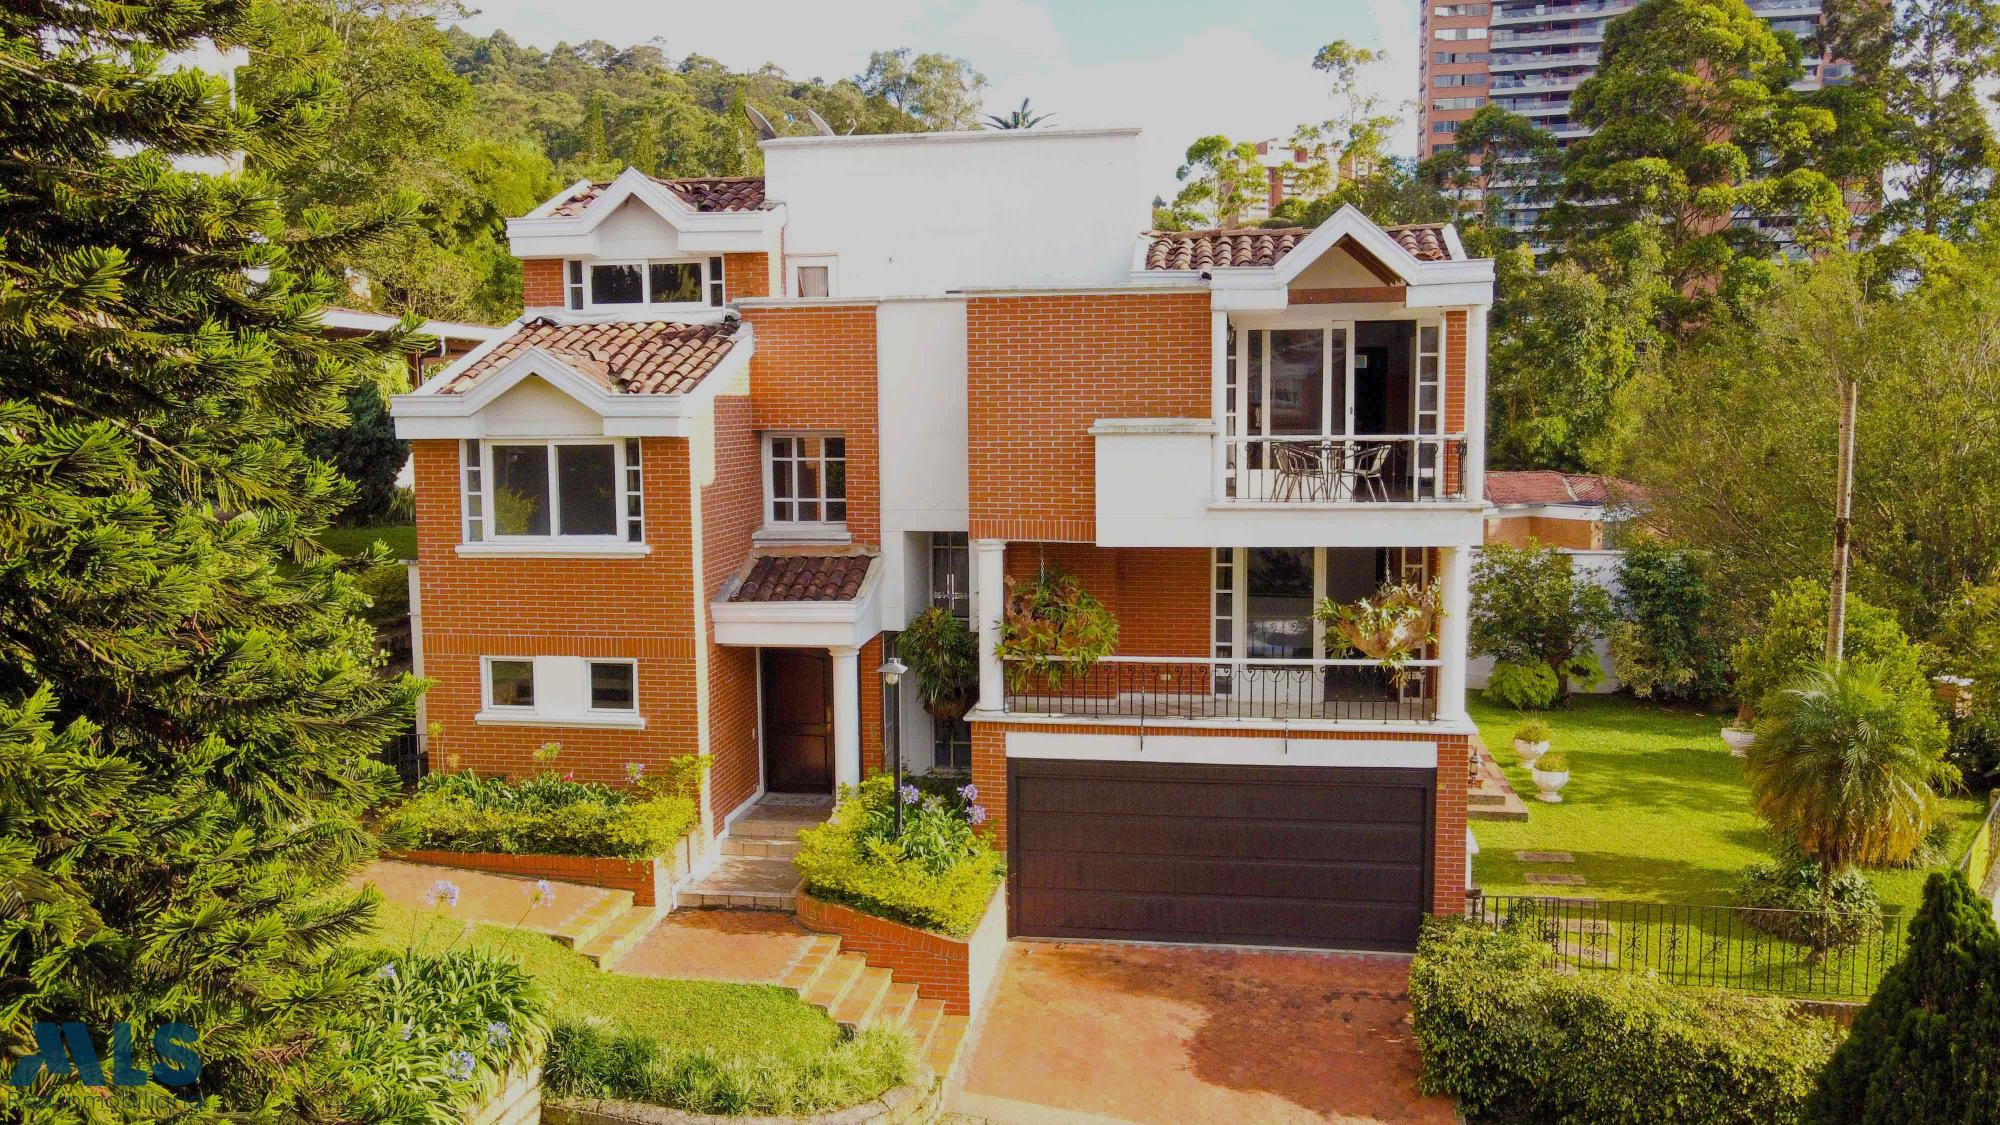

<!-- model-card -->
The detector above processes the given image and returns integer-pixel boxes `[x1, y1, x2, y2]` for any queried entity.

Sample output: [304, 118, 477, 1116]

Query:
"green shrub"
[1531, 751, 1569, 772]
[545, 1017, 915, 1116]
[1731, 579, 1927, 716]
[898, 606, 979, 720]
[1410, 918, 1840, 1124]
[1487, 660, 1560, 709]
[1734, 856, 1884, 951]
[1469, 542, 1615, 696]
[795, 775, 1005, 937]
[1513, 719, 1552, 743]
[1612, 542, 1731, 702]
[326, 949, 553, 1123]
[998, 568, 1119, 691]
[355, 562, 411, 631]
[385, 763, 699, 858]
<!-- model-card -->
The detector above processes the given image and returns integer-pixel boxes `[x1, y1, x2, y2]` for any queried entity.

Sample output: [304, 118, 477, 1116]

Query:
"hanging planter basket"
[1316, 582, 1441, 687]
[997, 568, 1120, 693]
[898, 606, 980, 722]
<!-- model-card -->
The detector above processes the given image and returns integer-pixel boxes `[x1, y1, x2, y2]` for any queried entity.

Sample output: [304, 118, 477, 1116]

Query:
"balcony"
[1225, 435, 1469, 503]
[1003, 656, 1441, 723]
[1489, 49, 1600, 71]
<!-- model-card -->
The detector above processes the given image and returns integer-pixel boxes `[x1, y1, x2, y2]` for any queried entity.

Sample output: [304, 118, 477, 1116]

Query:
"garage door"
[1008, 759, 1433, 951]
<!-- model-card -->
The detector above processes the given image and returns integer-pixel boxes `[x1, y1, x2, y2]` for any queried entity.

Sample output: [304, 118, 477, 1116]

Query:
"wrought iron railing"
[1472, 893, 1911, 1001]
[1003, 656, 1440, 723]
[1959, 799, 2000, 888]
[379, 731, 429, 789]
[1224, 435, 1469, 503]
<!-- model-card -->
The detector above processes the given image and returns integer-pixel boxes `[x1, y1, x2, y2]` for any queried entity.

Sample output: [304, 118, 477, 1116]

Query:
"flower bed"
[797, 883, 1007, 1016]
[794, 775, 1005, 939]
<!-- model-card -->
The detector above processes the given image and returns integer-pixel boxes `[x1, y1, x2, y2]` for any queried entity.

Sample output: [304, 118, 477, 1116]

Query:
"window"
[1434, 120, 1463, 134]
[572, 257, 725, 310]
[1434, 25, 1488, 38]
[765, 433, 846, 528]
[1434, 96, 1488, 110]
[929, 532, 970, 621]
[789, 256, 837, 299]
[1433, 3, 1489, 13]
[797, 266, 830, 298]
[463, 439, 642, 544]
[933, 718, 972, 771]
[1434, 50, 1490, 62]
[484, 658, 535, 709]
[589, 660, 637, 712]
[1434, 73, 1486, 87]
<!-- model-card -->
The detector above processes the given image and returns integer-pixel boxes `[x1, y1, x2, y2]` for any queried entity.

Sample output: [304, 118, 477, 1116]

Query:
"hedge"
[385, 768, 697, 859]
[794, 776, 1004, 937]
[1410, 917, 1841, 1124]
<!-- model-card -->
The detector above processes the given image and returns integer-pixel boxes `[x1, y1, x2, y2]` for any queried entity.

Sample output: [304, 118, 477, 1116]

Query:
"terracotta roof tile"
[440, 318, 741, 396]
[1486, 471, 1644, 507]
[1142, 221, 1456, 271]
[730, 554, 874, 603]
[548, 176, 767, 218]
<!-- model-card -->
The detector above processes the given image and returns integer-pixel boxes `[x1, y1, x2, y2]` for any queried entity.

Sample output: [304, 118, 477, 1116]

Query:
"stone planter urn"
[1530, 764, 1571, 803]
[1721, 726, 1756, 757]
[1512, 738, 1549, 767]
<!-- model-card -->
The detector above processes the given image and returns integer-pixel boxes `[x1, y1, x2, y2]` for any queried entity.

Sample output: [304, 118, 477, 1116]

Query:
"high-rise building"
[1417, 0, 1851, 234]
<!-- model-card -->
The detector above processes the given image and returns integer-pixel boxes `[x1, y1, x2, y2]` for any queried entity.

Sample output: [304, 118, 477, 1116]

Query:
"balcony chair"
[1270, 441, 1329, 502]
[1341, 441, 1394, 502]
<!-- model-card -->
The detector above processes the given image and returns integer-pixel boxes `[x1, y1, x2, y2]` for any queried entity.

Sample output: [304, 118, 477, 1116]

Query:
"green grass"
[1467, 694, 1985, 998]
[372, 903, 913, 1112]
[321, 523, 417, 561]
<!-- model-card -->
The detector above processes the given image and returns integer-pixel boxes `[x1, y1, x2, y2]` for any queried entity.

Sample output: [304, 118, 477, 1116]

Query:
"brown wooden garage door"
[1008, 759, 1434, 951]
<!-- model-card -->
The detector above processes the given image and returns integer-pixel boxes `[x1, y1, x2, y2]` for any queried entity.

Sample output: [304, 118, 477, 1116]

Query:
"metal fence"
[1472, 893, 1910, 1001]
[1002, 656, 1439, 723]
[1959, 799, 2000, 888]
[378, 731, 428, 790]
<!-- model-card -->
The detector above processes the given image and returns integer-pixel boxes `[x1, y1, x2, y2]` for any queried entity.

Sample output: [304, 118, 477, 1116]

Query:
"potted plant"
[1529, 751, 1571, 803]
[1316, 581, 1441, 688]
[1721, 717, 1756, 756]
[1512, 719, 1551, 767]
[898, 606, 979, 720]
[997, 568, 1119, 693]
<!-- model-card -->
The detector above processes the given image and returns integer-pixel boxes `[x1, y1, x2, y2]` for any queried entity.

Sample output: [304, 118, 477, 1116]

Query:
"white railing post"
[1438, 546, 1472, 722]
[1210, 310, 1229, 503]
[974, 539, 1006, 713]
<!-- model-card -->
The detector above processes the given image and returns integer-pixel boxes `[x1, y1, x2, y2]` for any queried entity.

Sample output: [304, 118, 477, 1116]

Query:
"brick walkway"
[358, 859, 624, 940]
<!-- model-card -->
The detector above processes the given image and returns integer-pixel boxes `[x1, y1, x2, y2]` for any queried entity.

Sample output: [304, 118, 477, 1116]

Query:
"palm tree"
[982, 98, 1053, 129]
[1746, 662, 1954, 880]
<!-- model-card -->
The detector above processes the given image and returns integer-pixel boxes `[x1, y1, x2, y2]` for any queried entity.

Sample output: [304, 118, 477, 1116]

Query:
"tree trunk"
[1826, 375, 1858, 666]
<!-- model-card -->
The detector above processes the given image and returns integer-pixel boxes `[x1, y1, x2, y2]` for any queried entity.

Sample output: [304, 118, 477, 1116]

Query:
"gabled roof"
[729, 553, 875, 603]
[1485, 471, 1645, 508]
[545, 176, 768, 218]
[438, 317, 742, 397]
[1142, 220, 1456, 272]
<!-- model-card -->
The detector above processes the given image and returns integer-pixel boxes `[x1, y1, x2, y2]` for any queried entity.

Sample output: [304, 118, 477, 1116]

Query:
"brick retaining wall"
[397, 833, 696, 908]
[795, 885, 1008, 1016]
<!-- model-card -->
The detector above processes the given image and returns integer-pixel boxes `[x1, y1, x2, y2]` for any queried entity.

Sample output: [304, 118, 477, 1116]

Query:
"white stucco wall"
[1467, 547, 1624, 694]
[761, 128, 1149, 295]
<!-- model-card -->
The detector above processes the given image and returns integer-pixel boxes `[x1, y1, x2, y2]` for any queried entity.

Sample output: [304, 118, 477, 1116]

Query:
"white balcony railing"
[1002, 655, 1442, 723]
[1225, 435, 1470, 504]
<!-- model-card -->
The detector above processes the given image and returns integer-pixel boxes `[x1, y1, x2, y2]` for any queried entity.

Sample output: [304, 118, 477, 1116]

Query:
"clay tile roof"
[1384, 223, 1453, 262]
[1143, 227, 1308, 270]
[1485, 471, 1645, 507]
[730, 554, 874, 603]
[548, 176, 767, 218]
[439, 318, 741, 396]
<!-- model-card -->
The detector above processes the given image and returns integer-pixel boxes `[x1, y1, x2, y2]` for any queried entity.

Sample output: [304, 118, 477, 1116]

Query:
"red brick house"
[391, 127, 1497, 952]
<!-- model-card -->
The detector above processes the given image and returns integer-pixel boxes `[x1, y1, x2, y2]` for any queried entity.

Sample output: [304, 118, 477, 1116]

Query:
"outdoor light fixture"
[879, 657, 910, 833]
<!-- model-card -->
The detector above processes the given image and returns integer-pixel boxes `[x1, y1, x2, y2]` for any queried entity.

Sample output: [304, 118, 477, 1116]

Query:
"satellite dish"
[745, 105, 779, 140]
[804, 107, 836, 137]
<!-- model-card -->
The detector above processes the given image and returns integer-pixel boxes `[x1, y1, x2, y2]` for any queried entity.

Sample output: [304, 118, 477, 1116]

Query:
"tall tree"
[856, 48, 987, 131]
[1165, 135, 1266, 228]
[1820, 0, 2000, 240]
[1287, 40, 1404, 199]
[0, 0, 421, 1110]
[1420, 104, 1561, 233]
[1806, 870, 2000, 1123]
[1547, 0, 1848, 330]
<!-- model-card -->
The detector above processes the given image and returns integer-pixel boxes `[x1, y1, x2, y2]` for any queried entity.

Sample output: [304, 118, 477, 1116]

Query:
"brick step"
[875, 982, 921, 1030]
[922, 1012, 971, 1077]
[722, 836, 801, 860]
[804, 952, 870, 1013]
[575, 906, 663, 972]
[546, 889, 637, 951]
[829, 964, 896, 1030]
[681, 855, 800, 911]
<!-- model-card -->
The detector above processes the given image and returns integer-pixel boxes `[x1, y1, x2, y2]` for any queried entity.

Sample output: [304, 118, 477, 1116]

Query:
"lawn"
[372, 903, 912, 1111]
[320, 523, 417, 560]
[1466, 694, 1987, 998]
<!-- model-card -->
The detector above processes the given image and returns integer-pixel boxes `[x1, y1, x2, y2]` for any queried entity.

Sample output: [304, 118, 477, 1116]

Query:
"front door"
[761, 648, 833, 793]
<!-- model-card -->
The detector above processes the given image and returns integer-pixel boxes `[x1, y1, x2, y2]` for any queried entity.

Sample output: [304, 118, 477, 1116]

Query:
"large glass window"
[479, 441, 635, 542]
[492, 445, 553, 536]
[589, 263, 644, 305]
[648, 262, 702, 304]
[581, 258, 720, 309]
[1246, 547, 1315, 659]
[767, 434, 847, 526]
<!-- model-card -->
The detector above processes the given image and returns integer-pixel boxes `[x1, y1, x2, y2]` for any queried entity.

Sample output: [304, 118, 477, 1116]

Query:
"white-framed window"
[788, 255, 837, 299]
[477, 655, 645, 727]
[567, 256, 725, 311]
[762, 432, 846, 530]
[461, 438, 643, 544]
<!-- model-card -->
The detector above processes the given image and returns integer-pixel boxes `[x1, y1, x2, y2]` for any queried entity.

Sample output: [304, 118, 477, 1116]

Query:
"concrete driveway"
[948, 942, 1455, 1125]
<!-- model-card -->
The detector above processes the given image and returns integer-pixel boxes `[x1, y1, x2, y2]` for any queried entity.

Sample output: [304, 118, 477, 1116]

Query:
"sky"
[451, 0, 1422, 200]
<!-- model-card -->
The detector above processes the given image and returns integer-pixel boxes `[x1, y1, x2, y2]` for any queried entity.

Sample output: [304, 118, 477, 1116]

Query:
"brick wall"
[796, 884, 1008, 1015]
[723, 252, 771, 301]
[701, 391, 766, 818]
[742, 304, 881, 547]
[969, 721, 1471, 919]
[966, 293, 1210, 542]
[522, 259, 564, 308]
[1002, 543, 1210, 658]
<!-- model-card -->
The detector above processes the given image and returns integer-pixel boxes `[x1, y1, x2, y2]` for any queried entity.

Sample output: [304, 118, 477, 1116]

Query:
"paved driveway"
[949, 942, 1455, 1125]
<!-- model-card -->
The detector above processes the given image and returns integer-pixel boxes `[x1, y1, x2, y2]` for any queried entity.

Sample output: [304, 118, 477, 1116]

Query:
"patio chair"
[1270, 441, 1327, 501]
[1341, 441, 1394, 502]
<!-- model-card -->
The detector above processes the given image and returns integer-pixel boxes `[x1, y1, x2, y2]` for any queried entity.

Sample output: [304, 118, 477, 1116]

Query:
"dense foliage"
[896, 606, 979, 721]
[1730, 579, 1931, 716]
[1410, 917, 1840, 1124]
[1485, 660, 1561, 711]
[795, 775, 1004, 937]
[0, 0, 432, 1112]
[1470, 544, 1615, 698]
[1611, 541, 1730, 702]
[546, 1017, 915, 1115]
[386, 761, 700, 858]
[997, 569, 1120, 692]
[1808, 870, 2000, 1122]
[1734, 855, 1885, 951]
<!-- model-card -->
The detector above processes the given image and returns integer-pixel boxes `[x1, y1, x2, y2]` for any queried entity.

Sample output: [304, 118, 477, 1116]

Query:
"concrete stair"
[681, 854, 801, 910]
[575, 906, 665, 971]
[777, 934, 974, 1082]
[1468, 740, 1532, 822]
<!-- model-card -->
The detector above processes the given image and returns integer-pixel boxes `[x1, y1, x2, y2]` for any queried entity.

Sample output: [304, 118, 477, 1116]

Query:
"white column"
[1209, 309, 1229, 502]
[1437, 546, 1472, 722]
[830, 645, 862, 791]
[974, 538, 1007, 713]
[1463, 304, 1490, 503]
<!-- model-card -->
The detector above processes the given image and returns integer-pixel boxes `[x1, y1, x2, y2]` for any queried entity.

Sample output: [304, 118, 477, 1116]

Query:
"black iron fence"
[1472, 893, 1910, 1001]
[378, 731, 428, 790]
[1003, 657, 1439, 723]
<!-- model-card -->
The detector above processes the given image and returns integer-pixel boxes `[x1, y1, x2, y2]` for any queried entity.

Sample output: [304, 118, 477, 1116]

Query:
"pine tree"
[1807, 870, 2000, 1123]
[0, 1, 423, 1113]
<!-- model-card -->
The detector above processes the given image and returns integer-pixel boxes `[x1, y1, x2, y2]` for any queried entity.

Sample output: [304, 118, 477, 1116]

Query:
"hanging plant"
[1316, 581, 1440, 686]
[898, 606, 980, 720]
[997, 569, 1120, 692]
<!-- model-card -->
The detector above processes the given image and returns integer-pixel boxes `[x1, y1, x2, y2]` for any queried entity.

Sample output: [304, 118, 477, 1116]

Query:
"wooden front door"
[761, 648, 833, 793]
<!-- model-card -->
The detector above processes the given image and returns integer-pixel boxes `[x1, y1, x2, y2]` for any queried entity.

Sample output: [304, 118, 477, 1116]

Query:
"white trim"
[759, 126, 1142, 151]
[761, 430, 848, 530]
[710, 555, 886, 649]
[1002, 729, 1441, 769]
[318, 308, 504, 342]
[584, 657, 641, 717]
[577, 256, 721, 314]
[787, 254, 839, 299]
[970, 710, 1479, 739]
[753, 526, 852, 546]
[475, 710, 647, 730]
[480, 655, 537, 714]
[455, 542, 652, 559]
[474, 437, 633, 547]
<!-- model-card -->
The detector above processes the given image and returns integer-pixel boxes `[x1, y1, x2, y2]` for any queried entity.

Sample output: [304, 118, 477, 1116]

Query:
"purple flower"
[398, 1021, 413, 1042]
[531, 879, 554, 908]
[448, 1050, 476, 1081]
[957, 783, 979, 803]
[899, 784, 922, 805]
[967, 804, 988, 826]
[426, 879, 460, 908]
[626, 761, 647, 782]
[375, 962, 398, 983]
[486, 1021, 511, 1045]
